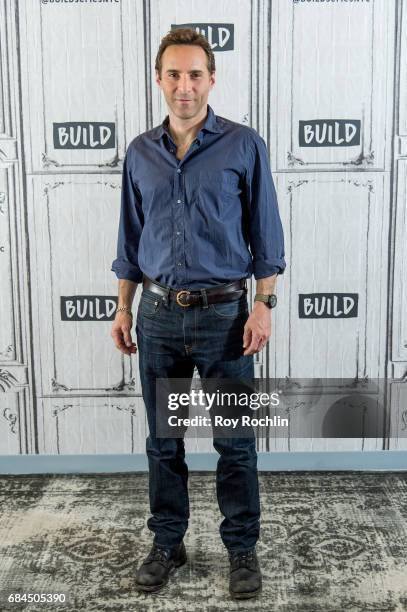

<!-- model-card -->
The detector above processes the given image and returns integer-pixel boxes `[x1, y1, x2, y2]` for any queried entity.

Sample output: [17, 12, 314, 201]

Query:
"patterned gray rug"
[0, 471, 406, 611]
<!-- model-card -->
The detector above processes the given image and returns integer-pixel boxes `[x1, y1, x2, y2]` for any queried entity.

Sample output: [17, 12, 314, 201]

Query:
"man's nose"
[177, 75, 193, 92]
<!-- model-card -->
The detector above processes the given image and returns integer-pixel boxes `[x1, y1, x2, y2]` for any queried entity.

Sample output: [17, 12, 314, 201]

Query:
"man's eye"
[168, 73, 200, 78]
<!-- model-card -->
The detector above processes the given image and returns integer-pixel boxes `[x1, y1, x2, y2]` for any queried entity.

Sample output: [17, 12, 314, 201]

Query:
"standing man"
[110, 28, 285, 600]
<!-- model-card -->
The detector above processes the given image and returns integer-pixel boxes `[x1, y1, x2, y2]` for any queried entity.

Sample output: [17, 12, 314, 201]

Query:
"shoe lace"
[148, 545, 171, 565]
[230, 549, 257, 571]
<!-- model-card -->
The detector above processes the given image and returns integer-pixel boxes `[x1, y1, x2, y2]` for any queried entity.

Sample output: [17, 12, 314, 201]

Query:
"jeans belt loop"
[162, 287, 170, 306]
[200, 288, 209, 309]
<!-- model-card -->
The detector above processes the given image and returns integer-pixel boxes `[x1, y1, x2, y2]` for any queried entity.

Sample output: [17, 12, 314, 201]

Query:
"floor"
[0, 471, 406, 611]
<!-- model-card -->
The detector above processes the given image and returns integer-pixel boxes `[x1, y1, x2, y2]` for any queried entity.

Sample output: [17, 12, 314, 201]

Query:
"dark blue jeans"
[135, 285, 260, 554]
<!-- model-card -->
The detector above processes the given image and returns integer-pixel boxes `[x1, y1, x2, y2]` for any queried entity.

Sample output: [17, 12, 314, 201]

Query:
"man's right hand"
[111, 312, 137, 355]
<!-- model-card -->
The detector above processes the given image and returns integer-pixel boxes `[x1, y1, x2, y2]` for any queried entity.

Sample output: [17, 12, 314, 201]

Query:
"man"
[110, 28, 286, 600]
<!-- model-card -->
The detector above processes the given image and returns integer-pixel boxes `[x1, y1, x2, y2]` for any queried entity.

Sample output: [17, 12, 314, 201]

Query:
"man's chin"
[171, 108, 197, 119]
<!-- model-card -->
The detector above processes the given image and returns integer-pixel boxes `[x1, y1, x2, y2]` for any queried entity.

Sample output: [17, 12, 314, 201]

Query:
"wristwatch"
[254, 293, 277, 309]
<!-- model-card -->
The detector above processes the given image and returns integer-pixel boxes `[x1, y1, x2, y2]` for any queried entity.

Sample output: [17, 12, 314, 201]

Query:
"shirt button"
[170, 148, 174, 153]
[176, 231, 181, 235]
[177, 262, 182, 266]
[177, 199, 181, 204]
[177, 169, 181, 173]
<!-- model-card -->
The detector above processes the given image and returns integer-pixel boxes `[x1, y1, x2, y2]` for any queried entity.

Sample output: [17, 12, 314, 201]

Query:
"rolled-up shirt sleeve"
[111, 144, 144, 283]
[244, 133, 286, 278]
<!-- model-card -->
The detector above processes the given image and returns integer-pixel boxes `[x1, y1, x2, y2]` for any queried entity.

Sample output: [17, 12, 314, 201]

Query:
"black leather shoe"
[135, 541, 187, 592]
[228, 548, 262, 600]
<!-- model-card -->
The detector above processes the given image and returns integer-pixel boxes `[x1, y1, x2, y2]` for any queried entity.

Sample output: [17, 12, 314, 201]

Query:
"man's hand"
[243, 302, 272, 356]
[111, 312, 137, 355]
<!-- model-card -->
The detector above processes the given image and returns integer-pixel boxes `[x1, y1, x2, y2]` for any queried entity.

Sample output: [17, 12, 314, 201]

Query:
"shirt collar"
[150, 104, 223, 141]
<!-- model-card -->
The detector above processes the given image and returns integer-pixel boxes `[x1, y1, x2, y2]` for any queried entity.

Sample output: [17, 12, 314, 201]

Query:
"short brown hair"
[155, 28, 216, 78]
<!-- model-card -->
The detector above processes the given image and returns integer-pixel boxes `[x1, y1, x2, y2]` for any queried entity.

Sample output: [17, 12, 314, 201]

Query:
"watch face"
[268, 295, 277, 308]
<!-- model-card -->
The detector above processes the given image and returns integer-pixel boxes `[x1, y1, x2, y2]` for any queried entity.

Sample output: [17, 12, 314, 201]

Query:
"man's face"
[156, 44, 215, 121]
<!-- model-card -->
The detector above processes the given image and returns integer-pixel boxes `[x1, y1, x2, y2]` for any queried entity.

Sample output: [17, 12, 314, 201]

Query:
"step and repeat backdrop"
[0, 0, 406, 458]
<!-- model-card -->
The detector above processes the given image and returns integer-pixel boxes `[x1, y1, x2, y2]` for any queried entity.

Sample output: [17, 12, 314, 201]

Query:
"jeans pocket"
[209, 297, 249, 319]
[139, 292, 163, 318]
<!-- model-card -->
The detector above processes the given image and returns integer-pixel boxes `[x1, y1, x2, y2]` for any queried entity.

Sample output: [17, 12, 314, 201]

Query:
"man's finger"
[256, 338, 267, 353]
[123, 327, 133, 347]
[243, 327, 252, 349]
[111, 329, 125, 350]
[111, 329, 137, 355]
[243, 333, 262, 356]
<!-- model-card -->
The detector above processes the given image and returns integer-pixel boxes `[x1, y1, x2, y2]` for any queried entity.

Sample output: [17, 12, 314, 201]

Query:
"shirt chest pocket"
[197, 169, 242, 202]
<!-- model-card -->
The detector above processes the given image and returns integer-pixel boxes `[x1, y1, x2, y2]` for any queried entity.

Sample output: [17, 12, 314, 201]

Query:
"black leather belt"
[142, 275, 247, 307]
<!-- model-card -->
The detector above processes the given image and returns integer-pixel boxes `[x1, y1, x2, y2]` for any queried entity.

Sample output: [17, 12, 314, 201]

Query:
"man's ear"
[155, 70, 161, 87]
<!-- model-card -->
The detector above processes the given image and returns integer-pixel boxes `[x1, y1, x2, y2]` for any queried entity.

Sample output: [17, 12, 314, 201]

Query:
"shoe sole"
[229, 584, 262, 600]
[135, 555, 187, 593]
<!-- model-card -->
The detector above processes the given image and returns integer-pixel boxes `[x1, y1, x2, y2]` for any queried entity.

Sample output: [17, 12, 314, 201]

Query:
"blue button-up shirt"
[111, 104, 286, 289]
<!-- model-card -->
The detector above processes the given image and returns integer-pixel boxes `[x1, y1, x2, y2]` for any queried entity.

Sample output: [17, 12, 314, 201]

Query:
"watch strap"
[254, 293, 277, 308]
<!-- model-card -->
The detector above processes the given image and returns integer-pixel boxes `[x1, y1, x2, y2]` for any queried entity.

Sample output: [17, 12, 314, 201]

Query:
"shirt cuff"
[111, 259, 143, 283]
[253, 258, 286, 279]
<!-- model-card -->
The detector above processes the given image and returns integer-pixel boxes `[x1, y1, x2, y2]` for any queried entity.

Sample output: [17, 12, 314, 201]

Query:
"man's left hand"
[243, 302, 272, 356]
